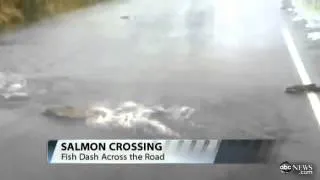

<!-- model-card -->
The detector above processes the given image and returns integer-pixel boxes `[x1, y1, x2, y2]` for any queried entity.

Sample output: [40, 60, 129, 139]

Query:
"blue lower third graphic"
[47, 139, 276, 164]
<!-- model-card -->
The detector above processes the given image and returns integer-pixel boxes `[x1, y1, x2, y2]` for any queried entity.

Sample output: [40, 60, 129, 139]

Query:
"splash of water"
[307, 32, 320, 41]
[0, 72, 28, 100]
[85, 101, 196, 137]
[292, 15, 304, 21]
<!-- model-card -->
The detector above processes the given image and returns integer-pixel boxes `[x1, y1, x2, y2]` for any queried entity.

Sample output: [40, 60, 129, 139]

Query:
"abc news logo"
[280, 161, 314, 175]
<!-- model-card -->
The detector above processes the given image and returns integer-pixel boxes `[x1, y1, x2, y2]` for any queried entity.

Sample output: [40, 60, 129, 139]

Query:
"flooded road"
[0, 0, 320, 179]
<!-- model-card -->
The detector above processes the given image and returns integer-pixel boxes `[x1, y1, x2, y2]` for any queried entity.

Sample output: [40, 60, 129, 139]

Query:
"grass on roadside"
[0, 0, 108, 29]
[293, 0, 320, 17]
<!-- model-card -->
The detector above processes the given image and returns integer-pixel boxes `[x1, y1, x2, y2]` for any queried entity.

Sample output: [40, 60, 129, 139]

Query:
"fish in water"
[285, 84, 320, 94]
[42, 106, 87, 120]
[43, 106, 109, 121]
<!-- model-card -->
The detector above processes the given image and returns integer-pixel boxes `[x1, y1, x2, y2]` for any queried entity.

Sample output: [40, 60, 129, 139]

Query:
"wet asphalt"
[0, 0, 320, 179]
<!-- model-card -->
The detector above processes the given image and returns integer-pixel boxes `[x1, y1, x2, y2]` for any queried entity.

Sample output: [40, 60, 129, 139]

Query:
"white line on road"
[282, 27, 320, 127]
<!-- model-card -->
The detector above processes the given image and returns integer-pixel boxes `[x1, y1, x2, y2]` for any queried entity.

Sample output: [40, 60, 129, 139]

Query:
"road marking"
[282, 27, 320, 127]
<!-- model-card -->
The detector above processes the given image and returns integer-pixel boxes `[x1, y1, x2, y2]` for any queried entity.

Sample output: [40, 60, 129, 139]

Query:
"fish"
[285, 84, 320, 94]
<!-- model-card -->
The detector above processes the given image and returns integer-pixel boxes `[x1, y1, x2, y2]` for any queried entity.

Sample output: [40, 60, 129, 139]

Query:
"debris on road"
[285, 84, 320, 94]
